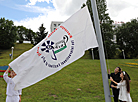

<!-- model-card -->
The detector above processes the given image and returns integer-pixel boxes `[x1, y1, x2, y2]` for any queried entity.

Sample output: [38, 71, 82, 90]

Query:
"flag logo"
[37, 26, 75, 68]
[40, 35, 69, 60]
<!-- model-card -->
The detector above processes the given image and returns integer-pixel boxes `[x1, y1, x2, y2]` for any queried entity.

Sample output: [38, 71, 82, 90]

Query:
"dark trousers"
[112, 88, 119, 102]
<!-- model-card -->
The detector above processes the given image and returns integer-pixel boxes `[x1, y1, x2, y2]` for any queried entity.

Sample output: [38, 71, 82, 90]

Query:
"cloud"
[14, 0, 138, 32]
[27, 0, 51, 5]
[106, 0, 138, 22]
[107, 0, 130, 17]
[53, 0, 87, 16]
[14, 0, 87, 33]
[15, 4, 53, 14]
[14, 8, 68, 33]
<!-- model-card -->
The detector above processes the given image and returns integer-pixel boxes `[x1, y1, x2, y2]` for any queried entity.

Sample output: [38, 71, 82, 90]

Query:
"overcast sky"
[0, 0, 138, 33]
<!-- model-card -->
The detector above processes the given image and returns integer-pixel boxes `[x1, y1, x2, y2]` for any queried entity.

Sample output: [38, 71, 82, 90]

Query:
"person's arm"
[3, 66, 11, 83]
[5, 66, 10, 74]
[111, 85, 117, 89]
[110, 77, 118, 85]
[19, 95, 21, 102]
[18, 89, 22, 102]
[112, 82, 125, 89]
[108, 69, 110, 79]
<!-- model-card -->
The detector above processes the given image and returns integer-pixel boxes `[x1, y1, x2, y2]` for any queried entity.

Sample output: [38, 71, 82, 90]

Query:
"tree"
[82, 0, 116, 59]
[16, 26, 36, 44]
[115, 18, 138, 58]
[33, 24, 48, 45]
[25, 29, 36, 44]
[0, 18, 17, 49]
[17, 26, 28, 43]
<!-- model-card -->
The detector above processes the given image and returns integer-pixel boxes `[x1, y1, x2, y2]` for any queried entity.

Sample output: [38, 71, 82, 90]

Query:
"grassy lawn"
[0, 43, 33, 59]
[0, 44, 138, 102]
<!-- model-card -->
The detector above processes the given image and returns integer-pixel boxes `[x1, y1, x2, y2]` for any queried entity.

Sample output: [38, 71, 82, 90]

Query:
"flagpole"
[90, 0, 111, 102]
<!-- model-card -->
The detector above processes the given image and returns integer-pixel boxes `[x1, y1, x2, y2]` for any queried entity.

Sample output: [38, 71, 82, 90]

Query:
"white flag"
[9, 6, 98, 90]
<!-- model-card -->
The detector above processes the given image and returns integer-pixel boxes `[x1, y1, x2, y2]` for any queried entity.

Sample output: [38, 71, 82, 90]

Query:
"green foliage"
[0, 18, 17, 49]
[0, 17, 36, 49]
[16, 26, 36, 44]
[17, 26, 27, 43]
[115, 18, 138, 58]
[25, 29, 36, 44]
[82, 0, 116, 59]
[33, 24, 48, 45]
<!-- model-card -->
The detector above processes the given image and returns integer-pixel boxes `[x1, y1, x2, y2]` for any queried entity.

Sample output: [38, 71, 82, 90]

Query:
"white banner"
[9, 6, 98, 90]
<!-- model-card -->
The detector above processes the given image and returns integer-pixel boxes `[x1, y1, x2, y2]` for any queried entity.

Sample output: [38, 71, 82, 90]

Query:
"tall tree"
[34, 24, 48, 45]
[115, 18, 138, 58]
[0, 18, 17, 49]
[25, 29, 36, 44]
[17, 26, 28, 43]
[82, 0, 115, 59]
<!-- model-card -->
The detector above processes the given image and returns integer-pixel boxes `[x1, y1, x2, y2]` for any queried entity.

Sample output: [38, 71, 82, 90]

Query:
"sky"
[0, 0, 138, 33]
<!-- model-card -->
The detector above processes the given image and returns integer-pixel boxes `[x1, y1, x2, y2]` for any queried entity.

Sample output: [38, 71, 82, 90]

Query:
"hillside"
[0, 43, 137, 101]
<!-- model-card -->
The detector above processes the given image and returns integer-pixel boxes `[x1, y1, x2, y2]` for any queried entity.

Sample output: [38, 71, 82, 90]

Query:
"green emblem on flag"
[54, 45, 67, 54]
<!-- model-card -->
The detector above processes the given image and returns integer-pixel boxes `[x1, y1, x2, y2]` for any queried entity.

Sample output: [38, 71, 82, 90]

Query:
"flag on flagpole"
[9, 6, 98, 90]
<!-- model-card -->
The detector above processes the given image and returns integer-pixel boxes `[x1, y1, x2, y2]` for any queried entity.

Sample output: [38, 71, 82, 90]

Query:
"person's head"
[120, 71, 130, 93]
[10, 70, 16, 78]
[120, 71, 125, 78]
[114, 67, 121, 73]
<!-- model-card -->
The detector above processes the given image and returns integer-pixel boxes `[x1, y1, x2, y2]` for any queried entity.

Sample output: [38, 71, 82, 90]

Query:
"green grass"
[0, 43, 33, 59]
[0, 44, 138, 102]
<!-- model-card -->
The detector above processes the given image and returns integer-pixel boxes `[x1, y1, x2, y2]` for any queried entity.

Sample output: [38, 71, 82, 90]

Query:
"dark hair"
[117, 67, 121, 72]
[122, 71, 130, 93]
[10, 70, 14, 73]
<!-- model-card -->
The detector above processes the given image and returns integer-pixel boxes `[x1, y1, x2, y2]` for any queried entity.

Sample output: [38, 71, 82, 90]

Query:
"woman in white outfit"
[3, 66, 22, 102]
[110, 71, 132, 102]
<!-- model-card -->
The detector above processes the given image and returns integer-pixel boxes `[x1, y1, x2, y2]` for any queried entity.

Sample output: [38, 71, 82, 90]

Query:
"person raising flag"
[3, 66, 22, 102]
[110, 71, 132, 102]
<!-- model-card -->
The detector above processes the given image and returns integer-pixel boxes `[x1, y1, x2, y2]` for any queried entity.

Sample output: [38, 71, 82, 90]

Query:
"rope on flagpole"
[86, 0, 111, 70]
[100, 0, 111, 70]
[100, 1, 115, 98]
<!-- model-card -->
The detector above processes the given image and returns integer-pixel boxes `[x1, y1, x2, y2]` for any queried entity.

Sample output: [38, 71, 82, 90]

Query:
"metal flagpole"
[90, 0, 111, 102]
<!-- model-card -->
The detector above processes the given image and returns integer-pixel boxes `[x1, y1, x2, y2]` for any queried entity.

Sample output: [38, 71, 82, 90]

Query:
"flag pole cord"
[102, 0, 110, 71]
[87, 0, 110, 70]
[102, 29, 110, 70]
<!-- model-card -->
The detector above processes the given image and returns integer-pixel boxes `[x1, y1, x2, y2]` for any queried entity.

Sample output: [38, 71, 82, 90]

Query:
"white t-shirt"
[3, 72, 22, 96]
[117, 80, 132, 102]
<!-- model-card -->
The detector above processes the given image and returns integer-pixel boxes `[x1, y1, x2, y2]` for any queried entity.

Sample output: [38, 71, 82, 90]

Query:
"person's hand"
[5, 66, 11, 74]
[111, 85, 114, 88]
[110, 77, 113, 82]
[108, 69, 110, 74]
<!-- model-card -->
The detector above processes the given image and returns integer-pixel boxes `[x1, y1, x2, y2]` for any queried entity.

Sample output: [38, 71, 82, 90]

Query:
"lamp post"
[122, 49, 125, 59]
[11, 47, 14, 59]
[91, 48, 94, 60]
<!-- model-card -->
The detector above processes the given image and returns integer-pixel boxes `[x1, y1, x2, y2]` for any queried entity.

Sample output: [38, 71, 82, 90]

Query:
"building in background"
[50, 21, 63, 33]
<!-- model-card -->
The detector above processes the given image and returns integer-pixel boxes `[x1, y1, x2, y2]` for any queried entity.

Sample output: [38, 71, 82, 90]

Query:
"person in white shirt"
[110, 71, 132, 102]
[3, 66, 22, 102]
